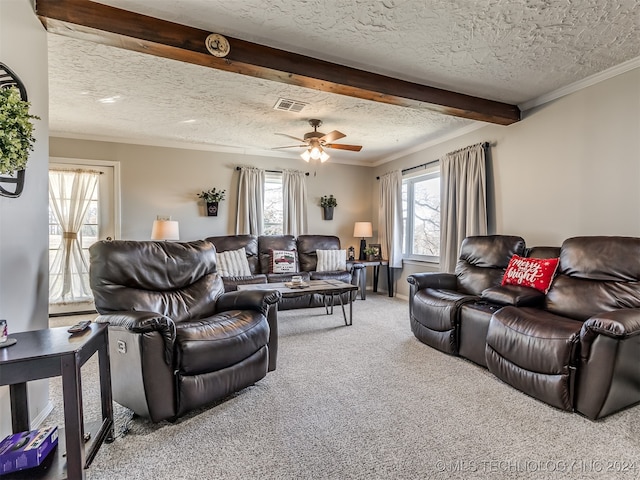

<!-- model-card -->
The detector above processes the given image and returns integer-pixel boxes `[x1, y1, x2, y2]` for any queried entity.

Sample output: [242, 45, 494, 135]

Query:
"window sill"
[402, 258, 440, 267]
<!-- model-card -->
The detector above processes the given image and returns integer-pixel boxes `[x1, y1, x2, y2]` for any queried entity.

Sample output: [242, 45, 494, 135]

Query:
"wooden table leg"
[9, 383, 29, 432]
[360, 268, 367, 300]
[98, 333, 114, 443]
[61, 354, 86, 480]
[387, 265, 394, 297]
[373, 265, 379, 292]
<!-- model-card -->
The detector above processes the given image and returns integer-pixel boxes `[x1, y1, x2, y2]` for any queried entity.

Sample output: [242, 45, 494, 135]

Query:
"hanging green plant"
[0, 86, 40, 175]
[320, 195, 337, 208]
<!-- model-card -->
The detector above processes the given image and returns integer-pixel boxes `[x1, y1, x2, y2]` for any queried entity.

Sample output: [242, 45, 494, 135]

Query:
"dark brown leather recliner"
[89, 239, 281, 422]
[406, 235, 526, 354]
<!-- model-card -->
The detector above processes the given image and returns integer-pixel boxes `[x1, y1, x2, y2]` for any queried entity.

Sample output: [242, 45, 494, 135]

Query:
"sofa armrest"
[349, 263, 365, 274]
[216, 289, 282, 316]
[406, 272, 457, 291]
[576, 309, 640, 419]
[95, 311, 176, 364]
[580, 309, 640, 343]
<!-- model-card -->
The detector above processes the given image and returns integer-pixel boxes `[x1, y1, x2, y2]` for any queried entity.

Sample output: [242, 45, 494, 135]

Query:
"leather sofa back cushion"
[206, 235, 260, 274]
[455, 235, 526, 295]
[90, 240, 223, 322]
[259, 235, 297, 273]
[545, 236, 640, 320]
[297, 235, 341, 272]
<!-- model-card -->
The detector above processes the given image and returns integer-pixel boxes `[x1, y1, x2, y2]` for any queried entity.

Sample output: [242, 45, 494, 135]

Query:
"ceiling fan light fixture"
[320, 150, 330, 163]
[300, 150, 311, 162]
[310, 146, 322, 160]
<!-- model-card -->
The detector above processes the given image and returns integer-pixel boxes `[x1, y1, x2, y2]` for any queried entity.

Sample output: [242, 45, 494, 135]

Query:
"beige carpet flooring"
[44, 295, 640, 480]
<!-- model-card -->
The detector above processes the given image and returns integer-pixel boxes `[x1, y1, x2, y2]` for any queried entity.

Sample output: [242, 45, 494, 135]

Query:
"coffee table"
[237, 280, 358, 326]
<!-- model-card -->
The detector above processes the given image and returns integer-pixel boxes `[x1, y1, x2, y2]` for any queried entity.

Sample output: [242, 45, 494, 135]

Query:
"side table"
[347, 259, 394, 299]
[0, 324, 114, 480]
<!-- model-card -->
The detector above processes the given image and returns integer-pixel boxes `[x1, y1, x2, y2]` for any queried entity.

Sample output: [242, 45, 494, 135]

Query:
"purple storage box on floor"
[0, 426, 58, 474]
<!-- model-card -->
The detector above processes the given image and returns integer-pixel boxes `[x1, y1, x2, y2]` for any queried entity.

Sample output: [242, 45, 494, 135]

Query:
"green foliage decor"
[197, 188, 226, 203]
[320, 194, 337, 208]
[363, 246, 377, 256]
[0, 86, 40, 175]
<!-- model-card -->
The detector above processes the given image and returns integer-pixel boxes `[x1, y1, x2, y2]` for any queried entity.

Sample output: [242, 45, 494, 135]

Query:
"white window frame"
[403, 166, 440, 263]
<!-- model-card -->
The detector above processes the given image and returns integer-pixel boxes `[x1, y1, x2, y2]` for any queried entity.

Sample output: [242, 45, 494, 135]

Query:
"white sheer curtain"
[378, 170, 404, 268]
[48, 169, 100, 304]
[282, 169, 308, 236]
[440, 143, 488, 272]
[236, 166, 265, 235]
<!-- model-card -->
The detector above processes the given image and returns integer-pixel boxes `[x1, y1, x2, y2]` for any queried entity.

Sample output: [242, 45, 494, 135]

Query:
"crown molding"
[519, 56, 640, 112]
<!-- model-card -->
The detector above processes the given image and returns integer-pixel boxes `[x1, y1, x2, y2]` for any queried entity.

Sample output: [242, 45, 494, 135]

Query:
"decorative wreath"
[0, 86, 39, 175]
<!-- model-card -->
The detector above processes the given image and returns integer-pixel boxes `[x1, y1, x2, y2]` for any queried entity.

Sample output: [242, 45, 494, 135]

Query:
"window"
[402, 169, 440, 261]
[263, 172, 283, 235]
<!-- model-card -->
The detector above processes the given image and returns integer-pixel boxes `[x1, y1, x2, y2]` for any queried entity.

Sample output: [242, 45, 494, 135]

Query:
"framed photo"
[368, 244, 382, 260]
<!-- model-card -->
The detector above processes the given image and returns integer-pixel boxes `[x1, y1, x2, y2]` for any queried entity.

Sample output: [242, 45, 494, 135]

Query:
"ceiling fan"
[274, 119, 362, 162]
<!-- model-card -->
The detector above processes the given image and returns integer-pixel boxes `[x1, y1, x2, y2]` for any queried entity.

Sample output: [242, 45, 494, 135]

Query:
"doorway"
[48, 159, 120, 316]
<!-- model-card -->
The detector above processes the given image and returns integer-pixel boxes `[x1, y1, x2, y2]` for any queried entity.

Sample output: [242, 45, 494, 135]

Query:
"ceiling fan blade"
[275, 133, 306, 143]
[272, 145, 308, 149]
[320, 130, 346, 143]
[325, 143, 363, 152]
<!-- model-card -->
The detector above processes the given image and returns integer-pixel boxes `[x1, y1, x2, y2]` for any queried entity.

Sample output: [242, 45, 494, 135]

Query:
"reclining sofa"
[90, 239, 281, 422]
[206, 234, 362, 310]
[408, 235, 640, 420]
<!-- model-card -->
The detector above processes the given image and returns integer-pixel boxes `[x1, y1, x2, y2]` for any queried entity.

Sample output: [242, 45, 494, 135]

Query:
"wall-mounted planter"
[206, 202, 219, 216]
[0, 63, 32, 199]
[322, 206, 334, 220]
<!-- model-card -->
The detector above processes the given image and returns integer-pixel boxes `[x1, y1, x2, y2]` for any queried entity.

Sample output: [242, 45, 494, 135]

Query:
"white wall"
[49, 138, 374, 250]
[377, 66, 640, 297]
[0, 0, 50, 437]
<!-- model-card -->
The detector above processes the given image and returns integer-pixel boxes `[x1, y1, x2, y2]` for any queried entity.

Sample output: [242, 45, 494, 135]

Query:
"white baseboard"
[30, 401, 54, 429]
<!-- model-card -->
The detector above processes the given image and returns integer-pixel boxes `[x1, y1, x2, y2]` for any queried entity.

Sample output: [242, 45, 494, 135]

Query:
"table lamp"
[353, 221, 373, 260]
[151, 216, 180, 241]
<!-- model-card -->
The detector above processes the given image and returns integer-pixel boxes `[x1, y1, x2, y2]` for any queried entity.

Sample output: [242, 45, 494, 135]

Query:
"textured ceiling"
[47, 0, 640, 165]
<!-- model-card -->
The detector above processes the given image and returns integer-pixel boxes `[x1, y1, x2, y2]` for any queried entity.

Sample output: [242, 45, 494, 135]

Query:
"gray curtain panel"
[378, 170, 404, 268]
[235, 166, 265, 235]
[440, 143, 488, 273]
[282, 169, 308, 236]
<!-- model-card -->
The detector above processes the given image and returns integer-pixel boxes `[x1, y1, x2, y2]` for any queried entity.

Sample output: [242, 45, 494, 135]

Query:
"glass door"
[48, 160, 119, 315]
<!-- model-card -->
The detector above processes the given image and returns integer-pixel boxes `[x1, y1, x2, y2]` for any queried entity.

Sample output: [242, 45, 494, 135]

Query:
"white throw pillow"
[217, 247, 251, 277]
[316, 249, 347, 272]
[270, 249, 298, 273]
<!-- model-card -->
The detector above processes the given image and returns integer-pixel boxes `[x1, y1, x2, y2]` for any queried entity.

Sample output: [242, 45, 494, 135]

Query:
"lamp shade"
[353, 221, 373, 238]
[151, 220, 180, 241]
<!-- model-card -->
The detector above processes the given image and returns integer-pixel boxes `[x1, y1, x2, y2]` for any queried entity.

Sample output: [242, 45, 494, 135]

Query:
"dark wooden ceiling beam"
[35, 0, 520, 125]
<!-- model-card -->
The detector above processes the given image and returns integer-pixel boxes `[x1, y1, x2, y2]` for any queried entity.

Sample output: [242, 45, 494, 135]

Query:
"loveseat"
[408, 235, 640, 420]
[206, 234, 362, 310]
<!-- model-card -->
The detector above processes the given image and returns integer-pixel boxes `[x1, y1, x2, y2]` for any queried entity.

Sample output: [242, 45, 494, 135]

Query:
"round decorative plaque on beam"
[205, 33, 230, 58]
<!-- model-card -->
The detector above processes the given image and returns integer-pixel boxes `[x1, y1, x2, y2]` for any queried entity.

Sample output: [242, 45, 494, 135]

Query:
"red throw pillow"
[501, 255, 559, 293]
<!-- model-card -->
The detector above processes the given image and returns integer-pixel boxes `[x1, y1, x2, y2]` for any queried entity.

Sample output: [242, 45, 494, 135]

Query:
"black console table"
[0, 324, 114, 479]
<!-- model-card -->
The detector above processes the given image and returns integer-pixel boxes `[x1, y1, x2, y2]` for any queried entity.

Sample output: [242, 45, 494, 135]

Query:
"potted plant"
[363, 246, 378, 261]
[0, 85, 40, 198]
[320, 194, 337, 220]
[197, 188, 226, 216]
